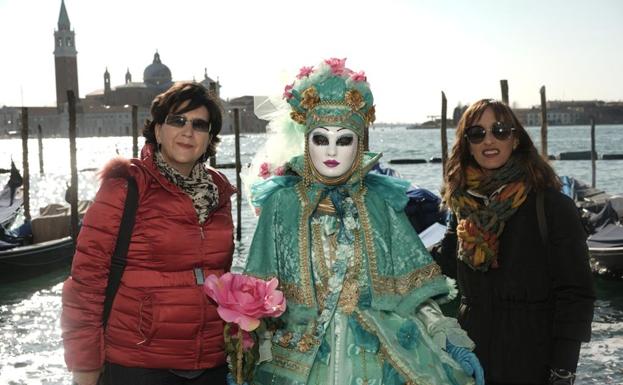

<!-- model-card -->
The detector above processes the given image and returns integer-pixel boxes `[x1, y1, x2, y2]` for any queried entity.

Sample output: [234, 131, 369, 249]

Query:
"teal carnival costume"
[244, 59, 482, 385]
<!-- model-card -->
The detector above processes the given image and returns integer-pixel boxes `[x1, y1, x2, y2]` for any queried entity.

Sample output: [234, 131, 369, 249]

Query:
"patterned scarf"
[154, 151, 219, 224]
[450, 158, 529, 271]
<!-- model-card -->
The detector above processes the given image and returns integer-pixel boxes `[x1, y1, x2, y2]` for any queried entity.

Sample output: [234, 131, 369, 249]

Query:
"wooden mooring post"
[500, 80, 509, 105]
[440, 91, 448, 175]
[539, 86, 548, 159]
[67, 90, 79, 241]
[37, 124, 44, 175]
[233, 108, 242, 242]
[590, 117, 596, 188]
[132, 105, 138, 158]
[21, 107, 31, 222]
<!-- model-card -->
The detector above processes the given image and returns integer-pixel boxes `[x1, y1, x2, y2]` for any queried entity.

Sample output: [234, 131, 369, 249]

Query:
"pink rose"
[296, 66, 314, 79]
[324, 58, 347, 75]
[258, 162, 271, 179]
[273, 166, 285, 176]
[204, 273, 286, 332]
[350, 71, 367, 82]
[282, 83, 294, 100]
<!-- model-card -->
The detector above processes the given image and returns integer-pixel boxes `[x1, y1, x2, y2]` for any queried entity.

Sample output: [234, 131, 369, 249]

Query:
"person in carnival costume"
[440, 99, 595, 385]
[243, 58, 484, 385]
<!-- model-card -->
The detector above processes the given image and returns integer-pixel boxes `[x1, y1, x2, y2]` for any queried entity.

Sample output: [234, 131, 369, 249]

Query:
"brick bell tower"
[54, 0, 79, 108]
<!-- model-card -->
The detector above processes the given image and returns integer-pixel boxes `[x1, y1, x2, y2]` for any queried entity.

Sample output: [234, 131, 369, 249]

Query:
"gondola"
[0, 236, 75, 279]
[561, 176, 623, 275]
[0, 201, 90, 281]
[586, 201, 623, 274]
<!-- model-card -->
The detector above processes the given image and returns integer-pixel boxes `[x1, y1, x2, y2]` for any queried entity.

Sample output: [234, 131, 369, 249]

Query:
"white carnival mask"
[308, 126, 359, 179]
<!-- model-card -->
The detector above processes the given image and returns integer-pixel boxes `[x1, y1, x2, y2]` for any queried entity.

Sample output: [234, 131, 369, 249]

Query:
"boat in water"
[561, 176, 623, 275]
[1, 180, 89, 281]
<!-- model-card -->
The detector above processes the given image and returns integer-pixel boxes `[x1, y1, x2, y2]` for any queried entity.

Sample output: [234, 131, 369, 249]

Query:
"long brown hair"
[443, 99, 561, 204]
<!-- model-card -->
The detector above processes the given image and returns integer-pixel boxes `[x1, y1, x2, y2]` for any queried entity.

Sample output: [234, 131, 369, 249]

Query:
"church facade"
[0, 0, 266, 139]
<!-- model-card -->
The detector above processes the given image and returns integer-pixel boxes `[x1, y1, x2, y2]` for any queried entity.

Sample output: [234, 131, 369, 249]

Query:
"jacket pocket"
[137, 295, 154, 345]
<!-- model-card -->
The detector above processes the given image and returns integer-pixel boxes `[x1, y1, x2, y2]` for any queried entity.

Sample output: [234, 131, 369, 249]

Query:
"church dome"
[143, 52, 172, 87]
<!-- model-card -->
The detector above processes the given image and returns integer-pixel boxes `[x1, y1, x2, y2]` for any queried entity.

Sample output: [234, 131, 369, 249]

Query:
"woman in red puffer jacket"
[61, 82, 235, 385]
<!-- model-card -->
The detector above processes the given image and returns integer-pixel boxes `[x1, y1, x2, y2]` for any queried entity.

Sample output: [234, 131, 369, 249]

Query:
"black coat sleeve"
[437, 213, 458, 280]
[546, 191, 595, 371]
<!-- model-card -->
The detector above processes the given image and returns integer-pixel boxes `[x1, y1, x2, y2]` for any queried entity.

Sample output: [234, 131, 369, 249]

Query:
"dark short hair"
[143, 82, 223, 161]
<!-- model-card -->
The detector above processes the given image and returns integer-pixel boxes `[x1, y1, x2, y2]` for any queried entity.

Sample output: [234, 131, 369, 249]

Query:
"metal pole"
[37, 124, 44, 175]
[233, 108, 242, 242]
[539, 86, 548, 159]
[590, 117, 596, 188]
[500, 80, 509, 105]
[67, 90, 79, 241]
[440, 91, 448, 176]
[132, 105, 138, 158]
[21, 107, 31, 222]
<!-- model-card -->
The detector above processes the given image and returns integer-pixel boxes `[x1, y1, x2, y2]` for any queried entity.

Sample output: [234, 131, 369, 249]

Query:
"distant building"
[514, 100, 623, 126]
[0, 0, 267, 139]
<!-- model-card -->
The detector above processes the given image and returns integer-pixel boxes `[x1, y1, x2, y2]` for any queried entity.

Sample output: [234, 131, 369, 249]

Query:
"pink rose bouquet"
[204, 273, 286, 384]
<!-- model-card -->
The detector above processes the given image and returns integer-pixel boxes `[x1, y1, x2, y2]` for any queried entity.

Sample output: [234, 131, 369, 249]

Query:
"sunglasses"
[464, 121, 515, 144]
[165, 114, 211, 133]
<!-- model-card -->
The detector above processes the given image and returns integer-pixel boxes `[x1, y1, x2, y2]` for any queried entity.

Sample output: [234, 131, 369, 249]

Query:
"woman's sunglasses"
[165, 114, 211, 133]
[464, 121, 515, 144]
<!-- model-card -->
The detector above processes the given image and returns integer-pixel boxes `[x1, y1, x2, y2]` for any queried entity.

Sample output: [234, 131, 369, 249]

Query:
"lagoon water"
[0, 125, 622, 384]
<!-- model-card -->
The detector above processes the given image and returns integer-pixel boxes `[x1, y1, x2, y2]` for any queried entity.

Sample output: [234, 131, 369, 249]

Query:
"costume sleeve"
[414, 299, 475, 351]
[60, 177, 128, 371]
[546, 191, 595, 371]
[243, 191, 279, 280]
[382, 202, 456, 315]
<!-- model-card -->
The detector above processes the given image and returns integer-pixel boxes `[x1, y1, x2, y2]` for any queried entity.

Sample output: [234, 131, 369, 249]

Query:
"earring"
[513, 142, 518, 150]
[157, 142, 162, 151]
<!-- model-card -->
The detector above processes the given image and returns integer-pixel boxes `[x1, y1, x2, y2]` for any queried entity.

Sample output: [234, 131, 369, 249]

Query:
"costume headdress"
[243, 58, 376, 208]
[284, 58, 375, 137]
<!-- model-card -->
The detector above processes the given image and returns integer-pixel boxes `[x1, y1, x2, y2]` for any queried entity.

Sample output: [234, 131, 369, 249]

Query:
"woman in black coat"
[440, 99, 595, 385]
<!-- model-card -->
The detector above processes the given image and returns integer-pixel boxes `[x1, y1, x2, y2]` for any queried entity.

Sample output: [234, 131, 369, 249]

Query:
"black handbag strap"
[536, 190, 548, 246]
[102, 176, 138, 328]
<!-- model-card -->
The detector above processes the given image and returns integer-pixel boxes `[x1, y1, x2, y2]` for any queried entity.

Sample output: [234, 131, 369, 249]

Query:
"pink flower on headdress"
[273, 166, 285, 176]
[297, 66, 314, 79]
[283, 83, 294, 100]
[350, 71, 367, 82]
[258, 162, 271, 179]
[325, 58, 347, 75]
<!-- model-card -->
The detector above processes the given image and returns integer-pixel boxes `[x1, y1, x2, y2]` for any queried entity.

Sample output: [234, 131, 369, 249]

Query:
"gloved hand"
[446, 341, 484, 385]
[548, 368, 575, 385]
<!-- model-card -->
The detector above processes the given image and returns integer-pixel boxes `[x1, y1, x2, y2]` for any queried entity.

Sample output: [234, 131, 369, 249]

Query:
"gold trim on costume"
[295, 182, 321, 307]
[280, 282, 309, 305]
[337, 231, 363, 314]
[315, 196, 336, 215]
[271, 351, 312, 375]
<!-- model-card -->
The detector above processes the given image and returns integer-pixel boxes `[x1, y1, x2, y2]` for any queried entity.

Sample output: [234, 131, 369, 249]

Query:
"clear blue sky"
[0, 0, 621, 123]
